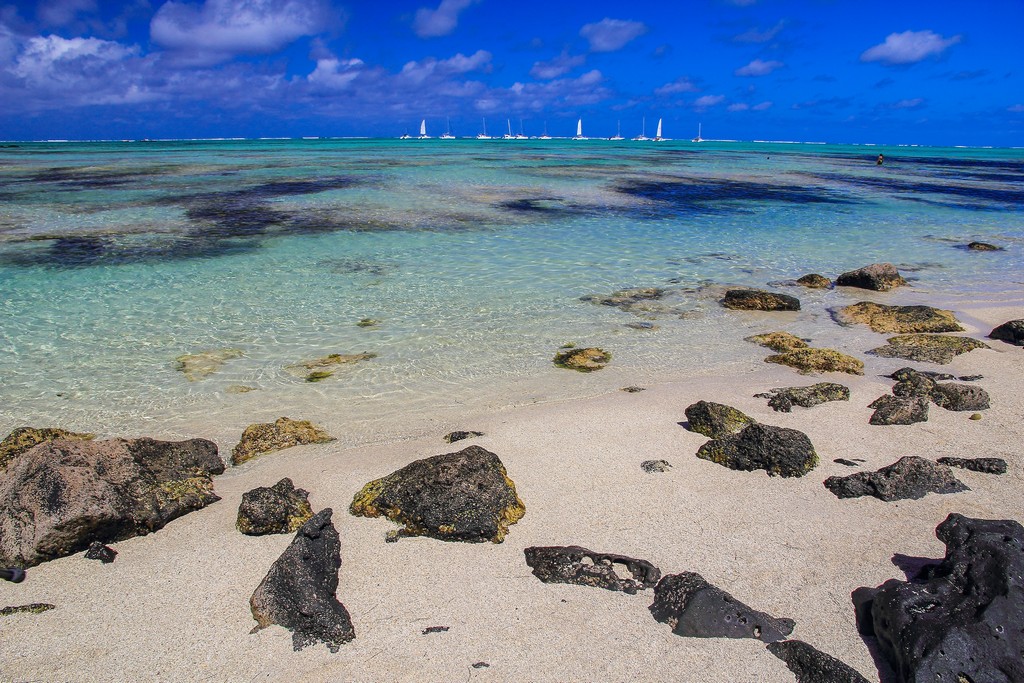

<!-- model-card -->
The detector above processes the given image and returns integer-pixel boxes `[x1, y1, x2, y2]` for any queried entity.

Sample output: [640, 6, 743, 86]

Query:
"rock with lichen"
[696, 423, 819, 478]
[868, 334, 989, 364]
[524, 546, 661, 594]
[796, 273, 832, 289]
[175, 348, 244, 381]
[553, 347, 610, 372]
[755, 383, 850, 413]
[831, 302, 963, 334]
[286, 352, 377, 382]
[0, 437, 223, 568]
[0, 426, 95, 470]
[868, 395, 929, 425]
[350, 445, 525, 543]
[930, 383, 990, 411]
[989, 319, 1024, 346]
[237, 478, 314, 535]
[721, 289, 800, 311]
[966, 241, 1003, 251]
[231, 417, 335, 466]
[824, 456, 968, 501]
[745, 331, 808, 353]
[684, 401, 755, 438]
[835, 263, 906, 291]
[765, 348, 864, 375]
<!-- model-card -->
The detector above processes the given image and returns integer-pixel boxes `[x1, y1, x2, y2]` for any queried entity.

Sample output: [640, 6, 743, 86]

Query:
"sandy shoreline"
[1, 299, 1022, 682]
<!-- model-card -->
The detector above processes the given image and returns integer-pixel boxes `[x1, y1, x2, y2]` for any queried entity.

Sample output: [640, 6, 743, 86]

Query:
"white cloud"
[752, 100, 772, 111]
[890, 98, 925, 109]
[530, 50, 585, 79]
[735, 58, 784, 76]
[37, 0, 97, 27]
[1009, 104, 1024, 113]
[727, 103, 749, 112]
[694, 95, 725, 109]
[579, 18, 647, 53]
[399, 50, 491, 84]
[733, 20, 784, 43]
[151, 0, 330, 65]
[860, 30, 961, 65]
[655, 76, 698, 95]
[307, 57, 367, 90]
[413, 0, 478, 38]
[12, 35, 136, 82]
[482, 70, 610, 113]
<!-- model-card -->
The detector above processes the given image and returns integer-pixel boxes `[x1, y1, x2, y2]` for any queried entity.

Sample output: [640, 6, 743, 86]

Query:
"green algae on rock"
[765, 348, 864, 375]
[0, 603, 56, 617]
[237, 478, 314, 535]
[684, 401, 756, 439]
[745, 331, 809, 353]
[868, 335, 990, 364]
[350, 445, 525, 543]
[225, 385, 258, 394]
[0, 426, 95, 470]
[356, 318, 380, 328]
[231, 417, 335, 466]
[721, 289, 800, 311]
[175, 348, 244, 381]
[287, 352, 377, 382]
[835, 263, 906, 291]
[796, 273, 832, 289]
[832, 302, 964, 334]
[553, 347, 611, 372]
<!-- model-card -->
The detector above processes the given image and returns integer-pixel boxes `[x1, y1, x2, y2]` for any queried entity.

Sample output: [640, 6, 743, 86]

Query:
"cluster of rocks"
[746, 331, 864, 376]
[868, 367, 990, 426]
[174, 347, 378, 385]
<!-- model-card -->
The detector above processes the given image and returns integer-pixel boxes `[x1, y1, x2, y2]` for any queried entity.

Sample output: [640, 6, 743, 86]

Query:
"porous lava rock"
[930, 383, 990, 411]
[868, 395, 929, 426]
[755, 383, 850, 413]
[650, 572, 795, 642]
[249, 509, 354, 652]
[237, 478, 314, 536]
[765, 348, 864, 375]
[231, 417, 335, 466]
[835, 263, 906, 291]
[796, 274, 832, 289]
[350, 445, 525, 543]
[936, 457, 1007, 475]
[0, 426, 95, 470]
[823, 456, 968, 501]
[868, 335, 989, 364]
[524, 546, 661, 594]
[831, 302, 963, 334]
[684, 401, 755, 439]
[745, 331, 809, 353]
[696, 423, 818, 478]
[766, 640, 871, 683]
[0, 437, 223, 567]
[852, 513, 1024, 683]
[553, 347, 611, 372]
[989, 319, 1024, 347]
[721, 289, 800, 311]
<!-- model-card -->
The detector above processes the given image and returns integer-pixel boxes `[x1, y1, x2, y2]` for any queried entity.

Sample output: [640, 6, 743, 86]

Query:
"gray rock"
[236, 478, 313, 536]
[684, 401, 756, 439]
[524, 546, 661, 594]
[696, 423, 819, 478]
[930, 383, 990, 411]
[988, 319, 1024, 346]
[868, 334, 990, 364]
[891, 372, 937, 398]
[887, 367, 955, 382]
[936, 457, 1007, 474]
[650, 572, 795, 642]
[766, 640, 871, 683]
[642, 459, 672, 473]
[835, 263, 906, 291]
[755, 383, 850, 413]
[853, 513, 1024, 683]
[868, 395, 929, 425]
[0, 437, 224, 568]
[721, 289, 801, 311]
[250, 509, 354, 652]
[824, 456, 968, 501]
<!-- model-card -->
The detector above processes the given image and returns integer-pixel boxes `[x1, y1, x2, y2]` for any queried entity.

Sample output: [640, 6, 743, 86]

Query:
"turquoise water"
[1, 139, 1022, 444]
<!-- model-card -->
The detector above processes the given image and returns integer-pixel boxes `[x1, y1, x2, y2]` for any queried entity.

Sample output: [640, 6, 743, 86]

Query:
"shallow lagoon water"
[1, 139, 1022, 446]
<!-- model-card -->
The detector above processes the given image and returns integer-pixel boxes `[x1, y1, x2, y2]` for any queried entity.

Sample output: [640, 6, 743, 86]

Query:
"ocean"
[1, 138, 1021, 446]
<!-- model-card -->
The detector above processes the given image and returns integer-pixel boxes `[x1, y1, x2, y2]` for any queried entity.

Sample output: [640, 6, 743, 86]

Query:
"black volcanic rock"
[766, 640, 871, 683]
[684, 401, 755, 439]
[721, 289, 800, 311]
[823, 456, 968, 501]
[989, 319, 1024, 347]
[697, 423, 819, 478]
[929, 382, 990, 411]
[755, 383, 849, 413]
[868, 395, 929, 425]
[835, 263, 906, 291]
[524, 546, 661, 594]
[936, 457, 1007, 474]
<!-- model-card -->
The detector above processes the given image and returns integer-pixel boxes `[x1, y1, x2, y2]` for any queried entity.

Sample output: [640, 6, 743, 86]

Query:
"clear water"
[1, 139, 1022, 445]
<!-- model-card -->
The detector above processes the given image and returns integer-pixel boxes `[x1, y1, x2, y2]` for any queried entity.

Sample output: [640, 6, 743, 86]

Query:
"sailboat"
[417, 119, 431, 139]
[399, 129, 411, 140]
[632, 116, 650, 141]
[476, 118, 491, 140]
[572, 118, 587, 140]
[515, 119, 528, 139]
[653, 118, 667, 142]
[440, 117, 455, 139]
[538, 121, 551, 140]
[503, 119, 515, 140]
[692, 123, 704, 143]
[609, 120, 624, 141]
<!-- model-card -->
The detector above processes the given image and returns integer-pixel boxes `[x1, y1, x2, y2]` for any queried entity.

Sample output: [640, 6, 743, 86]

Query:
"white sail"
[420, 120, 426, 135]
[655, 118, 662, 139]
[577, 119, 582, 137]
[692, 123, 703, 143]
[503, 118, 514, 139]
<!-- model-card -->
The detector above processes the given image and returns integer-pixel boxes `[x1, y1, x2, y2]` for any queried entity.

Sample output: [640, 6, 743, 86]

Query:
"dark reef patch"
[806, 172, 1024, 207]
[614, 176, 857, 215]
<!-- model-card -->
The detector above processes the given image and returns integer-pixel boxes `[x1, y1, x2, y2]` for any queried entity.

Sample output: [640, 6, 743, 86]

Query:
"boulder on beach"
[868, 395, 929, 425]
[650, 572, 795, 642]
[989, 319, 1024, 346]
[868, 334, 990, 364]
[721, 289, 800, 311]
[823, 456, 968, 501]
[250, 509, 354, 652]
[755, 383, 849, 413]
[0, 426, 95, 470]
[936, 456, 1007, 474]
[795, 273, 832, 289]
[930, 382, 991, 411]
[286, 352, 377, 382]
[0, 437, 224, 568]
[350, 445, 525, 543]
[175, 347, 243, 381]
[696, 423, 819, 478]
[553, 347, 611, 372]
[831, 302, 963, 334]
[237, 478, 314, 536]
[765, 348, 864, 375]
[966, 241, 1003, 251]
[835, 263, 906, 291]
[744, 331, 808, 353]
[684, 401, 755, 439]
[853, 514, 1024, 683]
[766, 640, 871, 683]
[524, 546, 661, 594]
[231, 417, 335, 466]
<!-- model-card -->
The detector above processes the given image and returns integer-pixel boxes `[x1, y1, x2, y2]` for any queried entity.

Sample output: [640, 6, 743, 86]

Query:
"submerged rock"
[823, 456, 968, 501]
[831, 302, 963, 334]
[868, 334, 989, 364]
[0, 426, 95, 470]
[721, 289, 800, 311]
[936, 457, 1007, 474]
[553, 347, 611, 372]
[444, 430, 484, 443]
[696, 423, 819, 478]
[642, 459, 672, 473]
[249, 509, 354, 652]
[835, 263, 906, 291]
[237, 478, 314, 536]
[580, 287, 666, 313]
[0, 437, 223, 568]
[755, 383, 850, 413]
[231, 417, 335, 466]
[765, 348, 864, 375]
[989, 319, 1024, 346]
[853, 513, 1024, 683]
[175, 348, 243, 381]
[286, 352, 377, 382]
[745, 331, 809, 353]
[796, 273, 832, 289]
[930, 382, 990, 411]
[650, 572, 795, 642]
[766, 640, 871, 683]
[868, 395, 929, 425]
[524, 546, 661, 594]
[350, 445, 525, 543]
[84, 541, 117, 563]
[684, 401, 756, 439]
[966, 241, 1003, 251]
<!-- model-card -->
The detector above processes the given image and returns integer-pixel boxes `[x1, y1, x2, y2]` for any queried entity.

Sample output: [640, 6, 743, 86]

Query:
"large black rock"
[684, 400, 755, 438]
[930, 383, 991, 411]
[835, 263, 906, 291]
[650, 572, 795, 642]
[868, 395, 929, 426]
[721, 289, 801, 311]
[249, 508, 354, 652]
[824, 456, 968, 501]
[766, 639, 871, 683]
[696, 423, 819, 477]
[936, 457, 1007, 474]
[988, 319, 1024, 346]
[524, 546, 661, 594]
[853, 513, 1024, 683]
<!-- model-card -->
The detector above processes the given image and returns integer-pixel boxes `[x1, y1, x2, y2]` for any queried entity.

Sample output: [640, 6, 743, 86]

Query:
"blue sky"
[1, 0, 1021, 145]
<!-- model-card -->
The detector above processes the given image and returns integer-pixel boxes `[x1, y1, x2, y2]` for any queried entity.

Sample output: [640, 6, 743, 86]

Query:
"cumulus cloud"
[151, 0, 331, 65]
[889, 97, 925, 109]
[12, 34, 136, 82]
[694, 94, 725, 109]
[480, 69, 610, 113]
[399, 50, 492, 84]
[735, 58, 783, 76]
[727, 103, 748, 112]
[579, 18, 647, 53]
[307, 57, 367, 90]
[413, 0, 478, 38]
[530, 50, 585, 79]
[752, 100, 772, 111]
[654, 76, 698, 96]
[733, 20, 784, 43]
[860, 30, 961, 65]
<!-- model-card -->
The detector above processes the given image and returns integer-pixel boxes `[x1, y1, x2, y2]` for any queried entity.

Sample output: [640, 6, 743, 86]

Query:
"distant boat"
[399, 131, 411, 140]
[515, 119, 528, 140]
[538, 121, 552, 140]
[572, 118, 588, 140]
[440, 117, 455, 139]
[609, 120, 624, 141]
[417, 119, 431, 139]
[632, 116, 650, 141]
[476, 118, 491, 140]
[503, 118, 515, 140]
[692, 123, 704, 143]
[653, 118, 667, 142]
